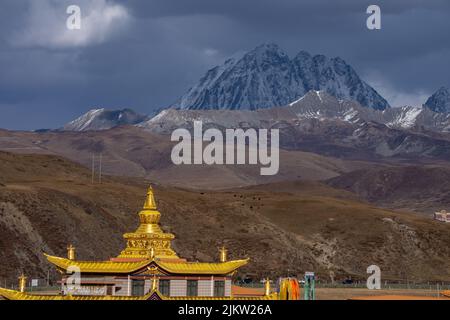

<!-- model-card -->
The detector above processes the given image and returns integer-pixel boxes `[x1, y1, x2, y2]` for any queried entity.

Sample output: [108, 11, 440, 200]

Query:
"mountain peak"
[63, 108, 149, 131]
[424, 87, 450, 113]
[173, 44, 390, 111]
[244, 42, 289, 63]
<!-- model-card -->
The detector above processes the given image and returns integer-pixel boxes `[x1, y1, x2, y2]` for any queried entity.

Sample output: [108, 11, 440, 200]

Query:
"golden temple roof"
[0, 185, 258, 301]
[42, 186, 249, 276]
[44, 254, 152, 274]
[0, 287, 279, 301]
[44, 254, 249, 275]
[156, 259, 249, 275]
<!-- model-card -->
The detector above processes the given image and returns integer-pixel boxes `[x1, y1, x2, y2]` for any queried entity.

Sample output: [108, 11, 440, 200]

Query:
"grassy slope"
[0, 152, 449, 286]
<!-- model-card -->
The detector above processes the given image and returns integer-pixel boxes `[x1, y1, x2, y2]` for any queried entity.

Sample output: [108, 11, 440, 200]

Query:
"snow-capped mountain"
[139, 90, 450, 160]
[424, 87, 450, 113]
[287, 90, 373, 124]
[288, 93, 450, 132]
[62, 91, 450, 134]
[172, 43, 390, 111]
[59, 91, 450, 160]
[142, 90, 450, 134]
[383, 106, 450, 132]
[63, 108, 149, 131]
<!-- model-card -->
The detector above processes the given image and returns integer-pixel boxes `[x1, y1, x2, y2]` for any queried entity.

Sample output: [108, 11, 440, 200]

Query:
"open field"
[2, 286, 448, 301]
[316, 288, 450, 300]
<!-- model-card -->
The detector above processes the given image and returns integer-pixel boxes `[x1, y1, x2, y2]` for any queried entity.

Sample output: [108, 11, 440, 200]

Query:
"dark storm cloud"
[0, 0, 449, 129]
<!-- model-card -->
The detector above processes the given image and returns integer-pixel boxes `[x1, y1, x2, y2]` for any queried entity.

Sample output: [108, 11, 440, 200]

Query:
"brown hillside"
[0, 152, 450, 286]
[0, 127, 371, 189]
[327, 166, 450, 214]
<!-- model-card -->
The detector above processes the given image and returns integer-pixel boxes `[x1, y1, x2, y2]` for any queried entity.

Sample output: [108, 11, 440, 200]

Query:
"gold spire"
[264, 278, 271, 296]
[219, 246, 228, 263]
[118, 186, 178, 259]
[137, 186, 162, 228]
[67, 244, 76, 260]
[143, 186, 157, 210]
[18, 273, 27, 293]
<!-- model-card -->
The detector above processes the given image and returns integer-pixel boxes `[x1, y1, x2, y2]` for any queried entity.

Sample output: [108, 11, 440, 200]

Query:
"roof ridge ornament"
[18, 273, 27, 293]
[219, 246, 228, 263]
[67, 244, 76, 260]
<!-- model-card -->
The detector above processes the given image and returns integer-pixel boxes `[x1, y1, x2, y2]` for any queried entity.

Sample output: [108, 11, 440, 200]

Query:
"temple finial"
[67, 244, 76, 260]
[18, 273, 27, 293]
[219, 246, 228, 262]
[264, 278, 271, 296]
[143, 186, 157, 210]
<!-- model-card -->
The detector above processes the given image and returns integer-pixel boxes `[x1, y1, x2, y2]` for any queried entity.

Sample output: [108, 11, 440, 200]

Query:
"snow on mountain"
[287, 90, 366, 124]
[382, 106, 450, 132]
[172, 43, 390, 111]
[141, 91, 368, 133]
[62, 89, 450, 134]
[424, 87, 450, 113]
[139, 90, 450, 160]
[142, 90, 450, 134]
[63, 108, 149, 131]
[383, 106, 424, 129]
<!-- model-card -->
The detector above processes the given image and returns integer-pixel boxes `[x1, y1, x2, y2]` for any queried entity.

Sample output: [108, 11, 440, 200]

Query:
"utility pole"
[91, 154, 95, 184]
[99, 153, 103, 184]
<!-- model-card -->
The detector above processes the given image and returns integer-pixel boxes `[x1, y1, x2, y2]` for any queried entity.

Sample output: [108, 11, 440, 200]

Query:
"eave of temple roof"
[156, 259, 249, 275]
[0, 288, 279, 301]
[44, 253, 249, 275]
[44, 254, 152, 274]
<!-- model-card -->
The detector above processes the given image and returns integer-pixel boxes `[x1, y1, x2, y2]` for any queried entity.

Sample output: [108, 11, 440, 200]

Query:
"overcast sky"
[0, 0, 449, 130]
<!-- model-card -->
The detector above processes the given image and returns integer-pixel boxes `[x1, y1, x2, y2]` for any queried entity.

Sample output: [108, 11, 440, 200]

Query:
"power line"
[91, 153, 104, 184]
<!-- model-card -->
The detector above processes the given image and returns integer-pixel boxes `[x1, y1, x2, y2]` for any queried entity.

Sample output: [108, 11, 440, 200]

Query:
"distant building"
[434, 210, 450, 223]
